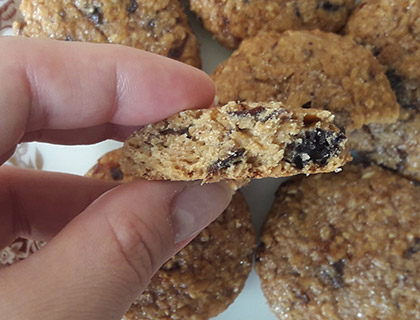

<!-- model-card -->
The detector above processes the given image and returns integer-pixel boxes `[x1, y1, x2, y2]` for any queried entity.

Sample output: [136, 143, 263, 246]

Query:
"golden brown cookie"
[14, 0, 201, 67]
[190, 0, 356, 49]
[345, 0, 420, 110]
[120, 101, 351, 183]
[256, 164, 420, 319]
[349, 109, 420, 181]
[212, 30, 399, 131]
[86, 149, 256, 320]
[345, 0, 420, 181]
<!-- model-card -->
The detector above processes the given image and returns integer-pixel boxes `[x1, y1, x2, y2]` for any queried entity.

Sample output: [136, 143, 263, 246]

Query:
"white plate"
[1, 2, 280, 319]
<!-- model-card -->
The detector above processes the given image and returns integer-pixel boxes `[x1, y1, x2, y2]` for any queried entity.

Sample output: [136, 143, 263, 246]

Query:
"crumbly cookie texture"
[14, 0, 201, 67]
[349, 109, 420, 181]
[190, 0, 356, 49]
[345, 0, 420, 181]
[86, 150, 256, 320]
[212, 30, 399, 131]
[256, 165, 420, 320]
[345, 0, 420, 110]
[120, 101, 351, 183]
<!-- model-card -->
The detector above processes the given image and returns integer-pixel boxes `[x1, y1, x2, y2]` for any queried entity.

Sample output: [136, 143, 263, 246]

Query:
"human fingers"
[0, 165, 119, 248]
[0, 180, 232, 320]
[0, 37, 215, 161]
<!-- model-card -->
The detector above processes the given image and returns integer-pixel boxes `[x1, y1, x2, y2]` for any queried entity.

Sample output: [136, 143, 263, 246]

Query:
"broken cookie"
[120, 101, 351, 183]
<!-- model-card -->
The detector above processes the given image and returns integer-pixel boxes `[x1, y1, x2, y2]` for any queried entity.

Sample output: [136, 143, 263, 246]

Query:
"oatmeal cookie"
[349, 109, 420, 181]
[120, 101, 351, 183]
[345, 0, 420, 181]
[86, 150, 256, 320]
[256, 164, 420, 320]
[212, 30, 399, 131]
[14, 0, 201, 67]
[345, 0, 420, 110]
[190, 0, 356, 49]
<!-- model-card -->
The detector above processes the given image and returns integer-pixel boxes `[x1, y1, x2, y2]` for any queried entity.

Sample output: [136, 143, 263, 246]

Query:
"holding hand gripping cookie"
[0, 37, 231, 320]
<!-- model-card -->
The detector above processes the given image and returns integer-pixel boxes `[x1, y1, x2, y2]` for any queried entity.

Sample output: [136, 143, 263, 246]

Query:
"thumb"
[0, 180, 232, 320]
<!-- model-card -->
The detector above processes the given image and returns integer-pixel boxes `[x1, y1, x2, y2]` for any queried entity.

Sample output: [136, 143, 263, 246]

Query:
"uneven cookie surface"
[345, 0, 420, 181]
[212, 30, 399, 131]
[87, 149, 256, 320]
[345, 0, 420, 110]
[349, 109, 420, 181]
[256, 165, 420, 319]
[14, 0, 201, 67]
[121, 101, 351, 183]
[190, 0, 355, 49]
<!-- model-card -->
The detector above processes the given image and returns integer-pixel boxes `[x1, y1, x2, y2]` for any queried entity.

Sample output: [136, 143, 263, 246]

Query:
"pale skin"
[0, 37, 232, 320]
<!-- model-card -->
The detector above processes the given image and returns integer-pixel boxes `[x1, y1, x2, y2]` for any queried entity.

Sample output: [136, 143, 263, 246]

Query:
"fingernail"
[170, 182, 233, 244]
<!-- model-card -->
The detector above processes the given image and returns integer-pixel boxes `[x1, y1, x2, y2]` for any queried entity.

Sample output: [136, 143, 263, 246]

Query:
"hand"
[0, 37, 232, 320]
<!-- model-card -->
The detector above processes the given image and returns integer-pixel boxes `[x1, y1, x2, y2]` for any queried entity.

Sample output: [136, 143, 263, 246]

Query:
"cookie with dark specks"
[86, 149, 256, 320]
[190, 0, 356, 49]
[212, 30, 399, 132]
[120, 101, 351, 183]
[345, 0, 420, 181]
[256, 164, 420, 319]
[14, 0, 201, 67]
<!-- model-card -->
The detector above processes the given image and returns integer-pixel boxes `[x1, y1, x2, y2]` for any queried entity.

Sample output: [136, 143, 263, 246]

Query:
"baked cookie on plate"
[256, 164, 420, 319]
[345, 0, 420, 181]
[14, 0, 201, 67]
[190, 0, 356, 49]
[211, 30, 399, 132]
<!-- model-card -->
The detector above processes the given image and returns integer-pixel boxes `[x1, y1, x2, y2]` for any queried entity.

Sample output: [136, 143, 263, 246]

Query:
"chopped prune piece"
[208, 148, 246, 174]
[284, 128, 345, 169]
[320, 259, 345, 289]
[317, 1, 341, 12]
[301, 101, 312, 109]
[159, 127, 191, 138]
[230, 106, 265, 117]
[89, 6, 104, 25]
[110, 167, 124, 181]
[403, 238, 420, 259]
[127, 0, 138, 13]
[168, 34, 189, 59]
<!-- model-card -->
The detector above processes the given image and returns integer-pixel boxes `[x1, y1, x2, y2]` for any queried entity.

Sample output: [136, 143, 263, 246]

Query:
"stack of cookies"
[2, 0, 420, 319]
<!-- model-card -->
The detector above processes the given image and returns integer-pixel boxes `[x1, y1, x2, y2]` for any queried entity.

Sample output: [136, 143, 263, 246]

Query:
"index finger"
[0, 37, 215, 160]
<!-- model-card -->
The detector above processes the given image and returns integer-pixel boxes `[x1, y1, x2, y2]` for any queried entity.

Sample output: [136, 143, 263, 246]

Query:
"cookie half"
[120, 101, 351, 183]
[190, 0, 356, 49]
[212, 30, 399, 131]
[256, 164, 420, 319]
[14, 0, 201, 67]
[345, 0, 420, 181]
[86, 149, 256, 320]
